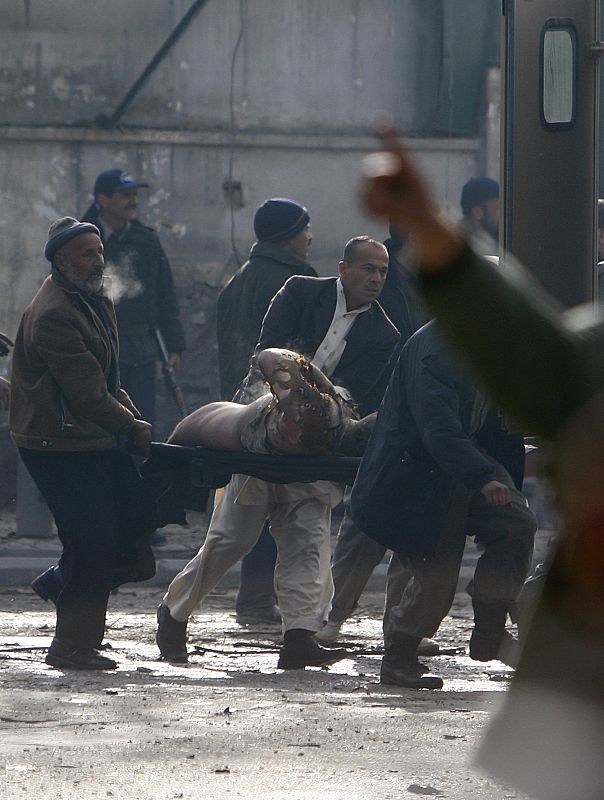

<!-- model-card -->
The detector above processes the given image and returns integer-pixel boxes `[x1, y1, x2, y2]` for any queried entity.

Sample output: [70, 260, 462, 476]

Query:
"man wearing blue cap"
[11, 217, 155, 670]
[81, 169, 185, 429]
[216, 198, 316, 625]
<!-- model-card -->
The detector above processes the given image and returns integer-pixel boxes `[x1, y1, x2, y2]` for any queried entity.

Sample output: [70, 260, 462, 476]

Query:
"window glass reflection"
[543, 29, 575, 125]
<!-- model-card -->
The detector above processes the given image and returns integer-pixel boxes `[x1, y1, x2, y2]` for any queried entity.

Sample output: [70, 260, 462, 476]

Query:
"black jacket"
[251, 275, 400, 415]
[217, 241, 316, 400]
[379, 240, 427, 345]
[351, 321, 499, 557]
[81, 205, 186, 365]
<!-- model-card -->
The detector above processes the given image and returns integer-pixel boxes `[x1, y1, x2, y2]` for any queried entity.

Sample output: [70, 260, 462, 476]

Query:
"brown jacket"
[10, 272, 138, 451]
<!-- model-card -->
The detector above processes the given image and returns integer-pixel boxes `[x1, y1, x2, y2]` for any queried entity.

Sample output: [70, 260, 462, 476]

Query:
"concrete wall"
[0, 0, 487, 507]
[1, 0, 442, 133]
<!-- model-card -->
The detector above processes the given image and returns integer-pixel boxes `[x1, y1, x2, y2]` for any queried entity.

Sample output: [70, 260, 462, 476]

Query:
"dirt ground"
[0, 583, 531, 800]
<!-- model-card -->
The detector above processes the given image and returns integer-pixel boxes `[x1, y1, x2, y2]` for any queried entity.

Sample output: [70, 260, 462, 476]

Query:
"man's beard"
[64, 261, 104, 295]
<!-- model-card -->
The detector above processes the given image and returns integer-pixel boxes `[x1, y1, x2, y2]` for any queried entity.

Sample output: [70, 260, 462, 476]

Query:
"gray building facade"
[0, 0, 498, 502]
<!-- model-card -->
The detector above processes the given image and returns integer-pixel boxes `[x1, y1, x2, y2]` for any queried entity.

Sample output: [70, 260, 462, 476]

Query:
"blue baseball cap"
[93, 169, 149, 196]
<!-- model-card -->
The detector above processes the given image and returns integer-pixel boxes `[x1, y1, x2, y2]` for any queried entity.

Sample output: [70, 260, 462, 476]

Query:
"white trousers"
[164, 474, 342, 633]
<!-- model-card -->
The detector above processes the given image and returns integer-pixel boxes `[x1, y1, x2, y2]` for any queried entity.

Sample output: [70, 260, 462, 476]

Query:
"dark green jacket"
[419, 241, 603, 443]
[216, 241, 316, 400]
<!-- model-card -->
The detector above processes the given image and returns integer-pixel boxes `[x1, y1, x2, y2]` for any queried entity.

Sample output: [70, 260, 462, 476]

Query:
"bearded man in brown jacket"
[10, 217, 155, 671]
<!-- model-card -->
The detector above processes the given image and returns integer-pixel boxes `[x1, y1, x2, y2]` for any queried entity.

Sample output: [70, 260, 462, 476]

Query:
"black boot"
[381, 633, 443, 690]
[277, 629, 347, 670]
[156, 603, 188, 663]
[45, 638, 117, 671]
[469, 599, 519, 665]
[31, 566, 63, 605]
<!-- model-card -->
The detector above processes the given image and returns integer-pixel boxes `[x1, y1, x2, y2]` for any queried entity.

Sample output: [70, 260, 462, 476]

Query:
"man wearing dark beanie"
[11, 217, 156, 670]
[215, 197, 315, 625]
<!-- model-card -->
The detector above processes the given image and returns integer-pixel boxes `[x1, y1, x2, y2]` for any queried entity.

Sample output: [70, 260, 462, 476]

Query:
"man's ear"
[337, 260, 347, 279]
[96, 193, 110, 210]
[469, 205, 484, 224]
[53, 251, 67, 274]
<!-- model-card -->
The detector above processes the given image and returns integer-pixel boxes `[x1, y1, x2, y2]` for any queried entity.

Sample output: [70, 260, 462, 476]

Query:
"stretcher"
[143, 442, 361, 520]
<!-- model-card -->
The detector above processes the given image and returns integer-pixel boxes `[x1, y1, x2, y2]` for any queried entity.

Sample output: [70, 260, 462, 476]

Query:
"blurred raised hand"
[361, 124, 462, 271]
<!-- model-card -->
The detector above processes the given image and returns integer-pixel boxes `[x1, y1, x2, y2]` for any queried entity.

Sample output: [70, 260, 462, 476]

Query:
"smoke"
[103, 257, 143, 304]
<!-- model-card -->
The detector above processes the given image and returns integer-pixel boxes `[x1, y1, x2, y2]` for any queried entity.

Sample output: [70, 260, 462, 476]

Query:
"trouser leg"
[164, 475, 268, 622]
[235, 520, 278, 614]
[382, 552, 412, 637]
[270, 495, 333, 633]
[465, 463, 536, 660]
[19, 449, 127, 650]
[120, 360, 157, 429]
[329, 488, 387, 623]
[468, 464, 536, 607]
[385, 487, 469, 647]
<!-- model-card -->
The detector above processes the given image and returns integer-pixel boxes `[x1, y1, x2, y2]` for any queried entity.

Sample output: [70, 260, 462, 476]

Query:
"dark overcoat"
[216, 242, 316, 400]
[350, 321, 498, 557]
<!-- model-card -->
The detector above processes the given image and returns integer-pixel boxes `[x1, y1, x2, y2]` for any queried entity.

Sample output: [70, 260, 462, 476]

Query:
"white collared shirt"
[312, 278, 370, 377]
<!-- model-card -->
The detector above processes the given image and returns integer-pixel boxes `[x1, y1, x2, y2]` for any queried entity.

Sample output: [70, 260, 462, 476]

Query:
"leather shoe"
[470, 629, 519, 667]
[235, 605, 281, 626]
[417, 637, 440, 657]
[156, 603, 188, 662]
[278, 632, 347, 670]
[31, 566, 63, 605]
[380, 657, 443, 690]
[45, 640, 117, 671]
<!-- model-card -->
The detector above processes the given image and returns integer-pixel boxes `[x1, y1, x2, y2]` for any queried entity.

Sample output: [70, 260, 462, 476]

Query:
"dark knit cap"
[253, 198, 310, 243]
[44, 217, 101, 262]
[460, 177, 499, 216]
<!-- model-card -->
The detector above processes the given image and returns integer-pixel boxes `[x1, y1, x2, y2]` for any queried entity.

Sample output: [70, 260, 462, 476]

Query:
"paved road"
[0, 586, 530, 800]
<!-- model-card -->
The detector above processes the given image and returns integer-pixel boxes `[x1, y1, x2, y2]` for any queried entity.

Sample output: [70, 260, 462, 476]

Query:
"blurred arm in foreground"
[361, 127, 604, 800]
[361, 129, 602, 443]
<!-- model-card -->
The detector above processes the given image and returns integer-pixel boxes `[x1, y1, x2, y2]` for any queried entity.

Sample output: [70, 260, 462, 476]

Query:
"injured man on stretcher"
[155, 349, 381, 670]
[168, 348, 375, 457]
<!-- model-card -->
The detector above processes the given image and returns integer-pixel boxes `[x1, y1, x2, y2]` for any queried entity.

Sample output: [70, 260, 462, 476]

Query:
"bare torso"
[167, 349, 374, 456]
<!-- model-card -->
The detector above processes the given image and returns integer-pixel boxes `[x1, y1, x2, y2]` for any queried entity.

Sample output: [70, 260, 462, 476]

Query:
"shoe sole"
[45, 655, 117, 671]
[236, 616, 281, 626]
[380, 674, 443, 690]
[417, 643, 440, 657]
[277, 656, 342, 670]
[277, 650, 348, 670]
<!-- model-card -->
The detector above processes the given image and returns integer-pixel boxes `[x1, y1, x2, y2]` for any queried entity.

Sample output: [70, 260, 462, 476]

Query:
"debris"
[287, 743, 320, 748]
[407, 785, 444, 796]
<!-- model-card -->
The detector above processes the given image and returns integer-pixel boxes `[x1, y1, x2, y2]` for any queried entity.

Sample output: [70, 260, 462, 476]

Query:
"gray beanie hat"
[44, 217, 101, 262]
